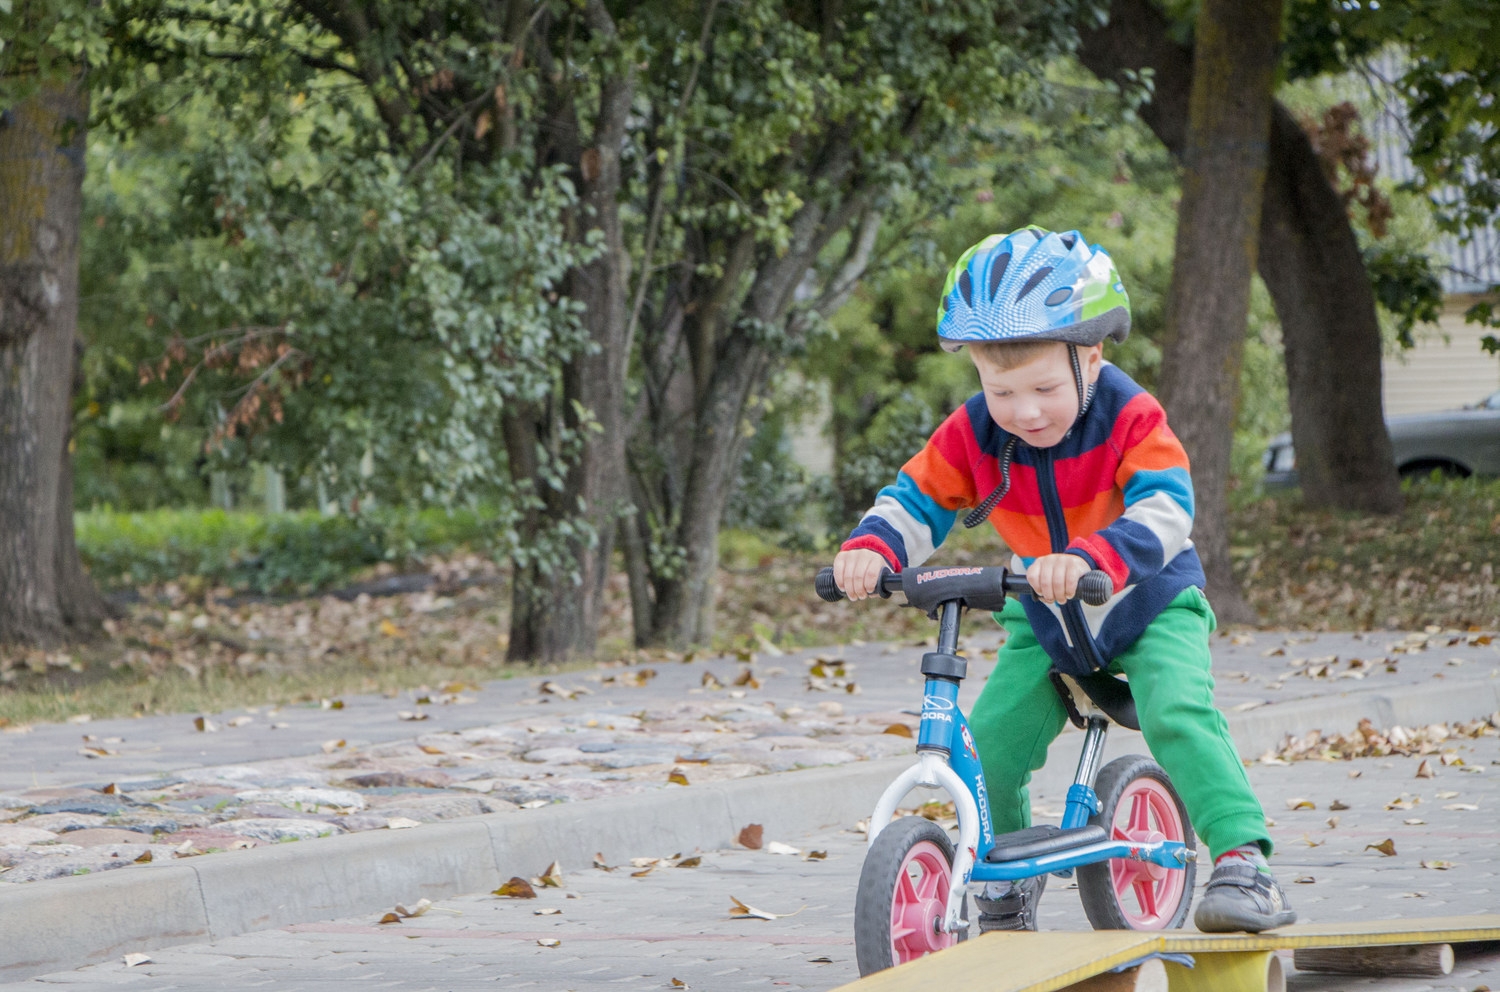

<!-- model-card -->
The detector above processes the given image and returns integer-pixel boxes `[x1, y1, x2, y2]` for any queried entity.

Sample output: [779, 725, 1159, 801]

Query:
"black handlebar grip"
[814, 567, 846, 602]
[1076, 570, 1114, 607]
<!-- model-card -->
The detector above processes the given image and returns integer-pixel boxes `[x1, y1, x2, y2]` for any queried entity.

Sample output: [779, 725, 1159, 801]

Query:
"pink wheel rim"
[889, 840, 958, 963]
[1106, 777, 1187, 929]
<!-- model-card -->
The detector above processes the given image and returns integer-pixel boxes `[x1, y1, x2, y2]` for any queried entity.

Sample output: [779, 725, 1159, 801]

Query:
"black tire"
[1077, 755, 1196, 931]
[854, 816, 968, 976]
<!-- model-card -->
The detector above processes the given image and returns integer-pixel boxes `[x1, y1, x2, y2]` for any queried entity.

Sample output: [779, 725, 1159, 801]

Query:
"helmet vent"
[958, 270, 974, 307]
[987, 253, 1011, 301]
[1059, 233, 1077, 249]
[1015, 266, 1054, 302]
[1044, 287, 1073, 306]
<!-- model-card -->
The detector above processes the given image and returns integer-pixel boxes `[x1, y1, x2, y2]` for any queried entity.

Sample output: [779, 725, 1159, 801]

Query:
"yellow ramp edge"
[831, 916, 1500, 992]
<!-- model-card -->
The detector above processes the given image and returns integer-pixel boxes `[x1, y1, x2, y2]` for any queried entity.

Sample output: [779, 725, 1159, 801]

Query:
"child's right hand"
[832, 548, 891, 601]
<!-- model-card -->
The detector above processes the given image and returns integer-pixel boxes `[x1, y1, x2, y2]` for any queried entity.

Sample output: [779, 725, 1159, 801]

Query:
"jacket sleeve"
[1065, 392, 1194, 591]
[840, 408, 978, 571]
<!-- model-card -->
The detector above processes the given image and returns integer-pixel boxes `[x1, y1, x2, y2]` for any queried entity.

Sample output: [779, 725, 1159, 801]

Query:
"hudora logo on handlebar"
[913, 567, 984, 583]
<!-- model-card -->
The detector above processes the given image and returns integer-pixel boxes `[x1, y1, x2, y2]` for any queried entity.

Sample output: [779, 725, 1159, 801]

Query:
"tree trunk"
[1258, 104, 1401, 513]
[505, 6, 633, 665]
[1155, 0, 1283, 624]
[1077, 0, 1401, 515]
[0, 78, 108, 648]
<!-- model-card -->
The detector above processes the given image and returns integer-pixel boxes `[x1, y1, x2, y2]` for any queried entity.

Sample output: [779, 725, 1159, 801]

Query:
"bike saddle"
[1050, 670, 1139, 731]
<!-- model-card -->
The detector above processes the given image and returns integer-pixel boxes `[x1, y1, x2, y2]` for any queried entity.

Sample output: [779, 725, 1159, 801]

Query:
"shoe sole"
[1194, 905, 1297, 934]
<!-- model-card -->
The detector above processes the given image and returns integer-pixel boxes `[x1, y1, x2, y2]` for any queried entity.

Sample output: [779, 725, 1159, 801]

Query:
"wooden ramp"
[833, 916, 1500, 992]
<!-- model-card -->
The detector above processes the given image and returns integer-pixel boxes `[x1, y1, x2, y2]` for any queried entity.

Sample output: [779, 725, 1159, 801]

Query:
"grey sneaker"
[1193, 862, 1297, 933]
[975, 874, 1047, 932]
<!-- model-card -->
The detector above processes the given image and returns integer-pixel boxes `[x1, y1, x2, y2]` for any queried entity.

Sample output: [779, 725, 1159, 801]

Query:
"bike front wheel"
[1077, 754, 1196, 930]
[854, 816, 967, 976]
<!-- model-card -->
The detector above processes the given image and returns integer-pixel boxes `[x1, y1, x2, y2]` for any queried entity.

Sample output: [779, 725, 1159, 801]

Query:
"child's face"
[971, 344, 1102, 448]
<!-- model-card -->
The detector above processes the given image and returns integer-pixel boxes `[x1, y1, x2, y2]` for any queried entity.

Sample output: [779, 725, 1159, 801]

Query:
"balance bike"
[815, 564, 1197, 976]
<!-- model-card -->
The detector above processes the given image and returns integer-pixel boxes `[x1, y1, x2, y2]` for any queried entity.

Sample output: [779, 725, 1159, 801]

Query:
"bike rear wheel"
[1077, 754, 1196, 930]
[854, 816, 967, 975]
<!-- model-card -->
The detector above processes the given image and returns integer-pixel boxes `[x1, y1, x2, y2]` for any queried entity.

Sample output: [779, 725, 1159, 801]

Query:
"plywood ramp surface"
[830, 916, 1500, 992]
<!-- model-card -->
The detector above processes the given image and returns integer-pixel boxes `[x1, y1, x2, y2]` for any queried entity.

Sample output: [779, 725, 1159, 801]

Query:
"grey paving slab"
[2, 623, 1499, 986]
[9, 720, 1500, 991]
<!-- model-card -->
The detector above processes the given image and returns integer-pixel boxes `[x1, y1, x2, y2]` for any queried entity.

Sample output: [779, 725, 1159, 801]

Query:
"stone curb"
[0, 756, 910, 982]
[5, 675, 1500, 983]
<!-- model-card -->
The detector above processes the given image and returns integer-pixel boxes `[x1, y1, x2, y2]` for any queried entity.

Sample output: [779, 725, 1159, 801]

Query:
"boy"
[832, 227, 1295, 934]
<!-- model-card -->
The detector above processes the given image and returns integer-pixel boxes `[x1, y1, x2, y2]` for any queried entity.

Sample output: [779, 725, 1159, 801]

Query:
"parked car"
[1263, 389, 1500, 488]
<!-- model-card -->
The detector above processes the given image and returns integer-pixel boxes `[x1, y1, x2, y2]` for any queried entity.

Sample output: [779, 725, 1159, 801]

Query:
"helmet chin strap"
[1067, 344, 1096, 426]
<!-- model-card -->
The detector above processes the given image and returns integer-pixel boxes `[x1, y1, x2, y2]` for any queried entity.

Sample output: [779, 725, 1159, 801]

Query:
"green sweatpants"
[968, 587, 1271, 861]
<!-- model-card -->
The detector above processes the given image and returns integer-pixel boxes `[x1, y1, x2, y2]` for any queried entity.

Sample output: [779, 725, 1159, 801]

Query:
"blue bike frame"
[867, 602, 1190, 934]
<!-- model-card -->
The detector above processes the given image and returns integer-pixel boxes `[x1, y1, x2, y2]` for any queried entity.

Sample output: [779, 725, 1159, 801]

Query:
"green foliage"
[76, 507, 488, 593]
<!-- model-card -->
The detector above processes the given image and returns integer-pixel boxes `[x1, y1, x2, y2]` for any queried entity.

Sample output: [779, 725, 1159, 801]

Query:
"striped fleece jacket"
[842, 363, 1206, 676]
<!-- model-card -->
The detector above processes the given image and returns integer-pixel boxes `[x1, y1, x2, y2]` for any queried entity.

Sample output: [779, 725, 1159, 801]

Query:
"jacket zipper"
[1035, 448, 1106, 672]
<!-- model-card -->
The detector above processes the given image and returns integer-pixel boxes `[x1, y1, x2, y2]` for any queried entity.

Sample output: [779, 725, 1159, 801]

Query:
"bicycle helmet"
[936, 226, 1130, 352]
[938, 227, 1132, 529]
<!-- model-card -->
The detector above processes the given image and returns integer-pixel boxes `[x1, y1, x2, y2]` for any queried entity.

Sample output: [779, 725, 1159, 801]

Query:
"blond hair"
[966, 339, 1070, 372]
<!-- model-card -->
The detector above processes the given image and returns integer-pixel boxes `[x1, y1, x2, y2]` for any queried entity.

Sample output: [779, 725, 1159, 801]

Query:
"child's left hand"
[1026, 553, 1091, 604]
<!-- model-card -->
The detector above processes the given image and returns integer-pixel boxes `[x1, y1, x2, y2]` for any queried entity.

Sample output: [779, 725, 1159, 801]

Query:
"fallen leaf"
[1421, 859, 1456, 870]
[1293, 876, 1316, 884]
[673, 856, 701, 868]
[1348, 769, 1362, 778]
[808, 956, 834, 964]
[100, 783, 118, 794]
[701, 672, 724, 690]
[386, 817, 421, 830]
[593, 853, 613, 871]
[417, 744, 444, 755]
[193, 716, 217, 733]
[1437, 790, 1461, 799]
[534, 907, 562, 916]
[78, 746, 117, 758]
[1444, 802, 1480, 811]
[392, 899, 431, 918]
[134, 850, 152, 864]
[1328, 799, 1350, 811]
[630, 857, 661, 868]
[519, 799, 548, 809]
[766, 841, 801, 856]
[376, 912, 402, 924]
[378, 619, 405, 638]
[804, 850, 828, 861]
[321, 739, 346, 753]
[1366, 838, 1398, 856]
[737, 823, 764, 850]
[1326, 816, 1341, 828]
[1404, 818, 1427, 825]
[226, 715, 253, 728]
[534, 861, 563, 888]
[397, 711, 429, 722]
[1302, 834, 1324, 847]
[667, 770, 690, 786]
[881, 723, 913, 737]
[729, 895, 804, 920]
[494, 877, 537, 898]
[670, 979, 689, 988]
[1285, 798, 1315, 810]
[631, 866, 654, 878]
[1416, 759, 1437, 779]
[537, 938, 560, 948]
[121, 953, 152, 967]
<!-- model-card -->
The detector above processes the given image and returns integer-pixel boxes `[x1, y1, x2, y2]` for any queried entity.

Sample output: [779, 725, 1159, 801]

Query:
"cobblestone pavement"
[8, 707, 1500, 992]
[2, 626, 1496, 886]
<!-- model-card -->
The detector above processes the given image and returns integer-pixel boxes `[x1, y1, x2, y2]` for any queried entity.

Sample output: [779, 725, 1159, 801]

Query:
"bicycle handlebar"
[814, 565, 1114, 608]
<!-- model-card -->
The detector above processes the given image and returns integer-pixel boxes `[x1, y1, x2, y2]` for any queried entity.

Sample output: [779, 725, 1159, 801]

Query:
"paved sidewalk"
[7, 724, 1500, 991]
[2, 623, 1498, 981]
